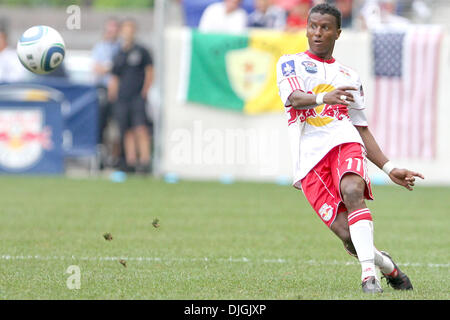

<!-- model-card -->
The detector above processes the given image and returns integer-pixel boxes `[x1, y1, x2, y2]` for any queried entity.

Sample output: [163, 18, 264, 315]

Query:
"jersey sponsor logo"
[281, 60, 296, 77]
[319, 203, 334, 222]
[287, 84, 349, 127]
[226, 48, 272, 101]
[0, 109, 52, 170]
[302, 61, 318, 73]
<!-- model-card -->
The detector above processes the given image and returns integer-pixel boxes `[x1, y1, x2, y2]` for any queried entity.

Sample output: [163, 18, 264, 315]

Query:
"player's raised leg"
[378, 251, 413, 290]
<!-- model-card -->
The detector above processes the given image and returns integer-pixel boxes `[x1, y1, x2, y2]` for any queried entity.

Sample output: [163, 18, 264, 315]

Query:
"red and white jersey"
[276, 50, 368, 189]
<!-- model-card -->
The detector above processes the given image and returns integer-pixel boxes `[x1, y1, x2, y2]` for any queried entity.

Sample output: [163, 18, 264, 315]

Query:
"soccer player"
[276, 3, 424, 293]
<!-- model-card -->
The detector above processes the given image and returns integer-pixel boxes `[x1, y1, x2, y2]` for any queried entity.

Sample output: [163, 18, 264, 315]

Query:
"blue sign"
[0, 80, 99, 174]
[0, 100, 63, 174]
[23, 78, 99, 158]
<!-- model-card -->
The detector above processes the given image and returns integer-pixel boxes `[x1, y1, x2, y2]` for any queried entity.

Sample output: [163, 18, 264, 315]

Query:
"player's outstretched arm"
[355, 126, 424, 191]
[288, 86, 357, 110]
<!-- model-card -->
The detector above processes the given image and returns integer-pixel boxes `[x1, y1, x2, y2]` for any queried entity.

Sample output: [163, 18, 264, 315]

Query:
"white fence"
[159, 27, 450, 186]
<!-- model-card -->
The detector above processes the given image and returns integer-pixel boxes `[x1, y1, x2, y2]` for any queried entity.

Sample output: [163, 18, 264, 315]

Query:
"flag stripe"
[394, 79, 403, 158]
[401, 29, 413, 158]
[388, 79, 400, 157]
[422, 33, 434, 158]
[410, 29, 422, 158]
[430, 31, 443, 158]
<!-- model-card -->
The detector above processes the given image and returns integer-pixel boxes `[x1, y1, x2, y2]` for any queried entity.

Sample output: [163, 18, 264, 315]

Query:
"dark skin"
[288, 12, 425, 255]
[288, 12, 355, 109]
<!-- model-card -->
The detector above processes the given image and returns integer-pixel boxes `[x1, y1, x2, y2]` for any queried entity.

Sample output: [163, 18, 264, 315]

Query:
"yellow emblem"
[225, 47, 272, 102]
[306, 84, 336, 127]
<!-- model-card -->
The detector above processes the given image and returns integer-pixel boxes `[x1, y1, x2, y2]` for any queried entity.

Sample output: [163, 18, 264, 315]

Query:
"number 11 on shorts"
[345, 157, 361, 171]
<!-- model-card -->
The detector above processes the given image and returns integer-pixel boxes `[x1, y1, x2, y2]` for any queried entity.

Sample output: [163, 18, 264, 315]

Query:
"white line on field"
[0, 254, 449, 268]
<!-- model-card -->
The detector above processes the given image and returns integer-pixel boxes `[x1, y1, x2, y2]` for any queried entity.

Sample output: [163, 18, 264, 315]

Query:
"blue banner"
[0, 100, 63, 174]
[34, 79, 98, 158]
[0, 80, 99, 174]
[0, 80, 99, 157]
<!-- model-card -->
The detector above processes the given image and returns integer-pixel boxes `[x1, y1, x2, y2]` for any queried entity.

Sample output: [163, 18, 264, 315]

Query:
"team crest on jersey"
[281, 60, 296, 77]
[319, 203, 334, 222]
[0, 109, 52, 170]
[302, 61, 318, 73]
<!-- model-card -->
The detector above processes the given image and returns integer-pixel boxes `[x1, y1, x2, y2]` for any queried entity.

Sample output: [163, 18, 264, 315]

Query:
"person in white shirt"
[0, 28, 26, 82]
[248, 0, 287, 30]
[92, 18, 121, 168]
[359, 0, 410, 30]
[198, 0, 248, 33]
[276, 3, 423, 293]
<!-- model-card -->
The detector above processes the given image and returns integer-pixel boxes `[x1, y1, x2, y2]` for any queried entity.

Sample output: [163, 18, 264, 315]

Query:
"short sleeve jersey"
[276, 50, 368, 189]
[111, 43, 152, 99]
[91, 40, 120, 87]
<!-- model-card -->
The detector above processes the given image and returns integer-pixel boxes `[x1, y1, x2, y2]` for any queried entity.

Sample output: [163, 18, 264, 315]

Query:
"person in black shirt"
[108, 18, 153, 173]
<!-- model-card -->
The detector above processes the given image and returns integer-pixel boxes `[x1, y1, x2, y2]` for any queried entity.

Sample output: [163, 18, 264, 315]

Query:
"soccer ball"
[16, 25, 65, 75]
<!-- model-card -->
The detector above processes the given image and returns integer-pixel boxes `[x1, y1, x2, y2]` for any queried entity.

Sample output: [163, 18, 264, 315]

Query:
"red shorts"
[300, 142, 373, 227]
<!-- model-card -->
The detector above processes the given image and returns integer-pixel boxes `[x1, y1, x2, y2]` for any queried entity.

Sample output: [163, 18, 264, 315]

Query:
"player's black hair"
[308, 3, 342, 30]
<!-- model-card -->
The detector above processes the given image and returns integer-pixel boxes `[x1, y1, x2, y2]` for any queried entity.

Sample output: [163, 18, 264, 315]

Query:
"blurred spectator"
[412, 0, 431, 23]
[274, 0, 309, 11]
[285, 0, 310, 31]
[248, 0, 287, 29]
[359, 0, 410, 30]
[0, 23, 26, 82]
[92, 18, 121, 88]
[335, 0, 353, 28]
[378, 0, 410, 26]
[198, 0, 248, 33]
[108, 19, 153, 174]
[358, 0, 381, 29]
[182, 0, 254, 28]
[92, 17, 121, 168]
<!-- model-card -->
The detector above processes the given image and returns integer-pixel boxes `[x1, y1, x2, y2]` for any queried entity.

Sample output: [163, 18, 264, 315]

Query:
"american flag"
[370, 26, 443, 160]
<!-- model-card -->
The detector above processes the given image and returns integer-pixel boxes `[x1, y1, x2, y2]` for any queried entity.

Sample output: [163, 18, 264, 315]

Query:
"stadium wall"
[161, 27, 450, 185]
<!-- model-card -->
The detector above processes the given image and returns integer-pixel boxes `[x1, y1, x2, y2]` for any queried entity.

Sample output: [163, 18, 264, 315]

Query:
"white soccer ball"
[16, 25, 65, 75]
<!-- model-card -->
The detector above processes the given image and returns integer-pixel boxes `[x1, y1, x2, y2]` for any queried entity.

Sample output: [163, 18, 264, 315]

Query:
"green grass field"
[0, 176, 448, 300]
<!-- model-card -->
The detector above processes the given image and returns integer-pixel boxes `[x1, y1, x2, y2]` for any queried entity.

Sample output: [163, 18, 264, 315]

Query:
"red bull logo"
[0, 109, 52, 169]
[319, 203, 334, 222]
[287, 84, 350, 127]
